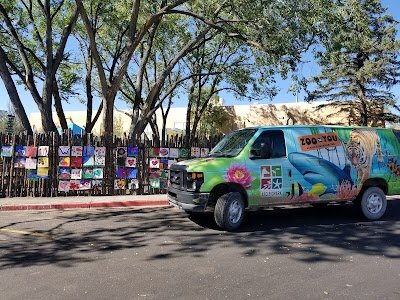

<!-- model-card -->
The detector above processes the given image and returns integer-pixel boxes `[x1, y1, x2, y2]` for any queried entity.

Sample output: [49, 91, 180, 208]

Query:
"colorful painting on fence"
[1, 146, 12, 157]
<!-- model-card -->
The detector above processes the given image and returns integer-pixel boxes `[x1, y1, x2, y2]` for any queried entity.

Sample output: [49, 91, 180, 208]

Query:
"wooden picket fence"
[0, 131, 223, 198]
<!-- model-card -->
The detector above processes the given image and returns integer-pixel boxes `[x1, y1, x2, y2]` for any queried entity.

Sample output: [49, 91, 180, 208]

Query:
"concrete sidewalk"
[0, 194, 170, 211]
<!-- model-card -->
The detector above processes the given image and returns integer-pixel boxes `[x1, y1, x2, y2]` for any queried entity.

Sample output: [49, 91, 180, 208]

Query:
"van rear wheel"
[214, 192, 245, 231]
[358, 187, 387, 220]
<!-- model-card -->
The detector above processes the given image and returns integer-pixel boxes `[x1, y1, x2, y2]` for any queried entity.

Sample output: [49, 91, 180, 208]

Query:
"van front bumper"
[167, 187, 210, 212]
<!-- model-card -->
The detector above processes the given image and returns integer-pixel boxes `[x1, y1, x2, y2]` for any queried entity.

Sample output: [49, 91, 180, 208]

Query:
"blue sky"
[1, 0, 400, 118]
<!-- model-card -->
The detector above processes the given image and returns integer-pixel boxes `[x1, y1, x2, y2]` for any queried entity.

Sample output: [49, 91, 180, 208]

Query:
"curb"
[0, 199, 170, 211]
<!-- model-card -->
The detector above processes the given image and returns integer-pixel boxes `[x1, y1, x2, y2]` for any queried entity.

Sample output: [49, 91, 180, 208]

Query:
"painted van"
[168, 126, 400, 231]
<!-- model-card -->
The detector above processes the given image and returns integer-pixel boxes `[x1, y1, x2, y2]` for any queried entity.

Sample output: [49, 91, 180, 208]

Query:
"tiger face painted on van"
[345, 128, 384, 187]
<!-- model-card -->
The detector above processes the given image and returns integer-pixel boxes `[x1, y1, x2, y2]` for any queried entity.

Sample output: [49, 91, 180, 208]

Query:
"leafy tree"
[0, 0, 79, 132]
[306, 0, 400, 126]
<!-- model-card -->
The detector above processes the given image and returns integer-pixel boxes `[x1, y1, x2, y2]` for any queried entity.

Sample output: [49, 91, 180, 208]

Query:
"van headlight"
[186, 172, 204, 192]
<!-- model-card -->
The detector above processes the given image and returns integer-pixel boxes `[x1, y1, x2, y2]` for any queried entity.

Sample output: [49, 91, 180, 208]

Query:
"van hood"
[174, 157, 230, 172]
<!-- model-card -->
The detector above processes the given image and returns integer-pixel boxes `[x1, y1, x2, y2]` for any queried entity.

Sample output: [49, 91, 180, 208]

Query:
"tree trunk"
[0, 46, 33, 135]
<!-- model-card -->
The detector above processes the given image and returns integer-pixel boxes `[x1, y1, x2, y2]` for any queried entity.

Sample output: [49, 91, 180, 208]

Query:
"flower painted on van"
[223, 163, 255, 189]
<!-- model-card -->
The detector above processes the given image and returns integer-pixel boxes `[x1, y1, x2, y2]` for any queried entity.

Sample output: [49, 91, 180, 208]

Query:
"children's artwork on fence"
[14, 157, 26, 168]
[95, 147, 106, 156]
[128, 179, 139, 189]
[37, 167, 49, 178]
[58, 146, 70, 156]
[84, 146, 95, 156]
[38, 157, 49, 168]
[1, 146, 12, 157]
[160, 169, 169, 179]
[71, 146, 83, 157]
[150, 178, 160, 188]
[149, 148, 159, 157]
[15, 146, 26, 157]
[27, 170, 38, 181]
[169, 148, 179, 158]
[26, 146, 37, 157]
[128, 146, 138, 156]
[59, 168, 71, 179]
[159, 159, 168, 170]
[125, 157, 136, 168]
[116, 168, 136, 178]
[168, 159, 177, 167]
[116, 147, 127, 157]
[79, 179, 91, 190]
[82, 168, 93, 179]
[59, 157, 70, 167]
[159, 148, 169, 158]
[71, 157, 83, 167]
[149, 158, 159, 169]
[201, 148, 209, 157]
[115, 178, 126, 189]
[179, 148, 188, 159]
[83, 156, 94, 167]
[92, 180, 103, 191]
[160, 180, 168, 189]
[71, 168, 82, 179]
[25, 158, 37, 169]
[93, 168, 103, 179]
[38, 146, 49, 157]
[70, 180, 80, 191]
[191, 147, 200, 158]
[149, 169, 161, 179]
[58, 181, 70, 192]
[95, 156, 105, 166]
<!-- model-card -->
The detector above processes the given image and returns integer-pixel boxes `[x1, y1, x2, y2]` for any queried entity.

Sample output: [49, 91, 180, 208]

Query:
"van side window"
[250, 130, 286, 159]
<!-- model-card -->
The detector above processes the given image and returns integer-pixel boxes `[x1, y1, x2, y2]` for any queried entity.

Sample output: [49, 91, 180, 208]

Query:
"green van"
[168, 125, 400, 231]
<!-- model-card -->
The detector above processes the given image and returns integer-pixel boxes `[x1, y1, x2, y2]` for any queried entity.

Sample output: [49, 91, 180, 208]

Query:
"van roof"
[241, 125, 389, 130]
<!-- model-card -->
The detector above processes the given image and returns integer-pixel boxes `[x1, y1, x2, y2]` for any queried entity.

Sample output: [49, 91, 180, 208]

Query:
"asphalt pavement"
[0, 193, 169, 211]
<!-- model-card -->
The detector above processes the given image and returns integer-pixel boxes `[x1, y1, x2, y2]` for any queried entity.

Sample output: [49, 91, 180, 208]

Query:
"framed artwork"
[116, 147, 127, 157]
[127, 146, 138, 157]
[191, 147, 201, 158]
[93, 168, 103, 179]
[59, 168, 71, 180]
[25, 158, 37, 169]
[128, 179, 139, 189]
[1, 146, 13, 157]
[37, 167, 49, 178]
[149, 148, 159, 158]
[201, 148, 209, 157]
[114, 179, 126, 189]
[26, 146, 37, 157]
[70, 180, 80, 191]
[58, 181, 70, 192]
[15, 146, 26, 157]
[169, 148, 179, 158]
[95, 147, 106, 157]
[92, 180, 103, 191]
[27, 170, 38, 181]
[38, 146, 49, 156]
[83, 146, 95, 156]
[83, 156, 94, 167]
[14, 157, 26, 168]
[58, 146, 70, 157]
[95, 156, 106, 166]
[59, 157, 70, 167]
[116, 168, 136, 178]
[38, 146, 49, 157]
[79, 179, 91, 190]
[71, 157, 83, 167]
[82, 168, 93, 179]
[71, 146, 83, 157]
[149, 158, 159, 169]
[71, 168, 82, 179]
[149, 178, 160, 189]
[38, 157, 49, 168]
[125, 157, 136, 168]
[159, 148, 169, 158]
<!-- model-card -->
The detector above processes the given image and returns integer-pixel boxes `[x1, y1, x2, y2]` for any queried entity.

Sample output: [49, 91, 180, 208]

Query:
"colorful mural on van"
[177, 126, 400, 207]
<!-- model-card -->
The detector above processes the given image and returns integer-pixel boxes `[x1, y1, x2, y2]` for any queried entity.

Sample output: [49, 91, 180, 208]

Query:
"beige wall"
[29, 101, 347, 135]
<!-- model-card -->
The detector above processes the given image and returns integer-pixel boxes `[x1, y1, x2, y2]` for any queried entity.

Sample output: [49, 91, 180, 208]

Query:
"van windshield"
[209, 129, 257, 157]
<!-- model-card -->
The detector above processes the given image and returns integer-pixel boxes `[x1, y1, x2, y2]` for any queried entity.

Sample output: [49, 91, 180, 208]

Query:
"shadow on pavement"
[0, 200, 399, 268]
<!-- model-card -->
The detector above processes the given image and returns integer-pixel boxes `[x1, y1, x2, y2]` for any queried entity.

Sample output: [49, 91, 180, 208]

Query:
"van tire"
[214, 192, 245, 231]
[358, 187, 387, 220]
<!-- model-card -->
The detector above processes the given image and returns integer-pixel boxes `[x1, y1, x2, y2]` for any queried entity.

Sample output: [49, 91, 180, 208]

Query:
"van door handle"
[288, 170, 292, 177]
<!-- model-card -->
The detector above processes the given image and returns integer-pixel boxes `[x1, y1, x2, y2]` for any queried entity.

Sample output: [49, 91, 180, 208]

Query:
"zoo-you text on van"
[168, 125, 400, 231]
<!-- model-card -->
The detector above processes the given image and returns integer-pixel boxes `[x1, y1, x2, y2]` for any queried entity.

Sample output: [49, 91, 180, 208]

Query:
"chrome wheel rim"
[228, 199, 242, 224]
[366, 193, 383, 214]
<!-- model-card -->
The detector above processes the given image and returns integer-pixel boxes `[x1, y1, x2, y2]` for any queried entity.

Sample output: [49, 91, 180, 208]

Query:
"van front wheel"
[358, 187, 387, 220]
[214, 192, 245, 231]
